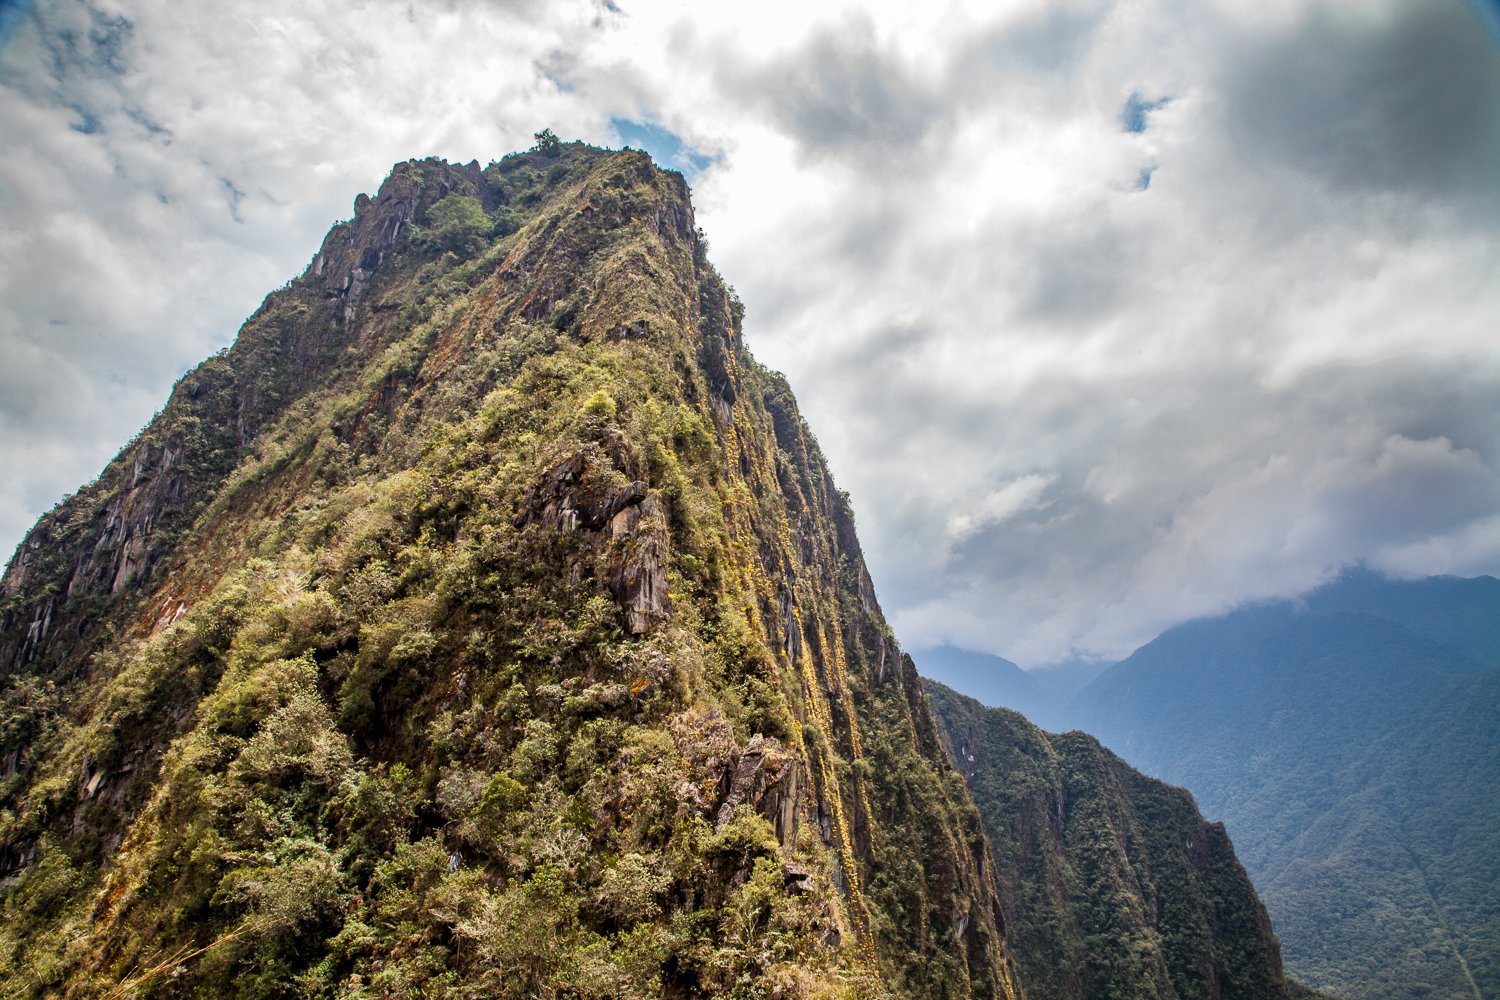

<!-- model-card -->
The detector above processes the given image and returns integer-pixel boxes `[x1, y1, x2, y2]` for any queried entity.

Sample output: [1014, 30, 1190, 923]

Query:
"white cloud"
[945, 474, 1055, 545]
[2, 0, 1497, 666]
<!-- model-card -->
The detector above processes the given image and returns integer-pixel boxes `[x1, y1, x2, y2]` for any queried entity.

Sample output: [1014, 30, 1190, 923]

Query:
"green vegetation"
[1068, 577, 1500, 1000]
[415, 193, 495, 257]
[926, 681, 1300, 1000]
[0, 146, 1017, 997]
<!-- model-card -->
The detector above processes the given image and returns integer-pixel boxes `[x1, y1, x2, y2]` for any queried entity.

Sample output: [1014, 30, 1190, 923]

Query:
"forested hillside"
[926, 681, 1312, 1000]
[1069, 574, 1500, 999]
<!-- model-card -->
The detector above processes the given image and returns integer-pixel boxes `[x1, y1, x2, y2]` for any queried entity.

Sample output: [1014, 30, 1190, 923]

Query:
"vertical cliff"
[0, 144, 1019, 997]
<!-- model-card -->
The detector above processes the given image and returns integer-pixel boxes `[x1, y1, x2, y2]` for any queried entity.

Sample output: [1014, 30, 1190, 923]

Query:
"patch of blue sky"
[68, 104, 102, 134]
[1470, 0, 1500, 47]
[125, 104, 169, 136]
[1120, 91, 1170, 134]
[1134, 166, 1156, 191]
[85, 9, 132, 75]
[609, 117, 719, 180]
[0, 0, 38, 51]
[221, 177, 246, 223]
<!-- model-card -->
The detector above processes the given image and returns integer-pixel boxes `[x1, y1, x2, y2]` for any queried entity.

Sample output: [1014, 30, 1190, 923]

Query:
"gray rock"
[607, 493, 670, 635]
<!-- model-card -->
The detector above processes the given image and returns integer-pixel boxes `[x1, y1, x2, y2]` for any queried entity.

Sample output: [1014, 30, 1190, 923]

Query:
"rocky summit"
[0, 140, 1312, 999]
[0, 142, 1018, 998]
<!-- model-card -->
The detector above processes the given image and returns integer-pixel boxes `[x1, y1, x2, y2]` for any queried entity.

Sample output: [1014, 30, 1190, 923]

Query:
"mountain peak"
[0, 145, 1021, 997]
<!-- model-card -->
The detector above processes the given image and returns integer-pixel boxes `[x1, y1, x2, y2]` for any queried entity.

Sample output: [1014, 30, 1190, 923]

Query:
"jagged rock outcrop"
[605, 492, 671, 635]
[0, 157, 499, 679]
[0, 144, 1020, 998]
[715, 733, 800, 835]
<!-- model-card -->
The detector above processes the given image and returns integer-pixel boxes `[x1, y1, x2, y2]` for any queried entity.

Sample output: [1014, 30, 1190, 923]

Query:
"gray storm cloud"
[2, 0, 1497, 667]
[1223, 1, 1500, 214]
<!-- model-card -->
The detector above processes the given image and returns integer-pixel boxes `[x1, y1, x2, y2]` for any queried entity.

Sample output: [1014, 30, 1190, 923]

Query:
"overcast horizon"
[3, 0, 1498, 667]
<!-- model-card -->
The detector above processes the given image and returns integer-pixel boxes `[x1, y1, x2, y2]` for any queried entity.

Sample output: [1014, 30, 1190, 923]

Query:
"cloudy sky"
[3, 0, 1498, 667]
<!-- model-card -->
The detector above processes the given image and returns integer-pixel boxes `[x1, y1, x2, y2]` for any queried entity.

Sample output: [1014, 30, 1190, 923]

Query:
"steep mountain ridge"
[925, 681, 1302, 1000]
[914, 648, 1102, 731]
[914, 647, 1047, 724]
[1, 155, 500, 675]
[0, 144, 1019, 997]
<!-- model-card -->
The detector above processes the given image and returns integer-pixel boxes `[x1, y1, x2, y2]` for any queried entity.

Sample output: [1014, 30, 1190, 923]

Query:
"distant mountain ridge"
[913, 647, 1045, 721]
[921, 570, 1499, 1000]
[1070, 580, 1500, 998]
[1288, 568, 1500, 667]
[915, 646, 1104, 730]
[925, 680, 1312, 1000]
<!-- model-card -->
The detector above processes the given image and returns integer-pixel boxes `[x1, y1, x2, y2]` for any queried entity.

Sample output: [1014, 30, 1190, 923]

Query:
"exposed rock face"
[76, 439, 187, 597]
[516, 448, 649, 534]
[716, 732, 800, 839]
[0, 146, 1021, 998]
[512, 444, 669, 634]
[606, 491, 671, 635]
[667, 711, 802, 847]
[0, 421, 208, 674]
[313, 158, 489, 336]
[0, 157, 500, 678]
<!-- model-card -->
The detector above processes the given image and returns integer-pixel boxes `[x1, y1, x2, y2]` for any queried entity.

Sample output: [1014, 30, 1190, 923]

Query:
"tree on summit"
[532, 128, 562, 156]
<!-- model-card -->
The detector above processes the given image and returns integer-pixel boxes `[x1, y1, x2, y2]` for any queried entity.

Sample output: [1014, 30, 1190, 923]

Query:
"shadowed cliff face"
[926, 681, 1298, 1000]
[0, 146, 1020, 998]
[0, 157, 495, 677]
